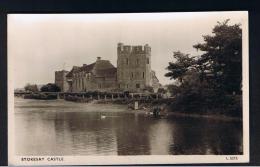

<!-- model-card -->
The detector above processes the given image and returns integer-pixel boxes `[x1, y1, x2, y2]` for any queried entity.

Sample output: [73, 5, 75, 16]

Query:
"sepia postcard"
[8, 11, 249, 165]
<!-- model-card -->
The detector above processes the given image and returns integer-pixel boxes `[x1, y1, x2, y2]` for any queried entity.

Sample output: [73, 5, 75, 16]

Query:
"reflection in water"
[15, 98, 242, 155]
[115, 113, 151, 155]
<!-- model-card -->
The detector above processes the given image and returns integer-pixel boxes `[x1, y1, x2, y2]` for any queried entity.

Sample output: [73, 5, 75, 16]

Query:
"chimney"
[97, 57, 101, 61]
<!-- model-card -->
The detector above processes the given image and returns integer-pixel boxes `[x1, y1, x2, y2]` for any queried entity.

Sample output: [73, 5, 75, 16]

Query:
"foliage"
[193, 19, 242, 94]
[165, 20, 242, 117]
[166, 84, 180, 96]
[165, 51, 196, 83]
[157, 88, 167, 94]
[24, 83, 39, 92]
[40, 83, 61, 92]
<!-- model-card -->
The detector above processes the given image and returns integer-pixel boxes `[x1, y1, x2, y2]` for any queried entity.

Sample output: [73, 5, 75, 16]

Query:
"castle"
[55, 43, 160, 93]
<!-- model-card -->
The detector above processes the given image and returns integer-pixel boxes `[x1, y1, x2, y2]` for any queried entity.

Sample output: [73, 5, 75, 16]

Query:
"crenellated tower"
[117, 43, 152, 92]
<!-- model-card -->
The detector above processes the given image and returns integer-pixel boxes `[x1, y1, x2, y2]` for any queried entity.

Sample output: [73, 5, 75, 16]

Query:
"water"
[14, 98, 243, 155]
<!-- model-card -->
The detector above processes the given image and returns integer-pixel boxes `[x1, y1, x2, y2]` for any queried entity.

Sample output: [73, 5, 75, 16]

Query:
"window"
[99, 84, 101, 89]
[136, 59, 139, 65]
[147, 58, 149, 64]
[136, 84, 140, 88]
[131, 72, 134, 79]
[143, 72, 145, 79]
[82, 78, 84, 90]
[126, 58, 129, 65]
[126, 84, 128, 88]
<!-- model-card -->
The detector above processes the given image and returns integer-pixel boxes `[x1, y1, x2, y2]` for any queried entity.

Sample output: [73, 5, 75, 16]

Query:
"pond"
[14, 98, 243, 155]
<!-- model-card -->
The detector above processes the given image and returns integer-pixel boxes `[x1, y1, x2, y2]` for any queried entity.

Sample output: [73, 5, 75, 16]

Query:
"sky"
[8, 12, 247, 88]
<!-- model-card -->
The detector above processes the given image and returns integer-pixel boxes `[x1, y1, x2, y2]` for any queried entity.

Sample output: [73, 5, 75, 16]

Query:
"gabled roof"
[94, 60, 115, 70]
[95, 68, 117, 78]
[151, 70, 159, 82]
[66, 66, 81, 78]
[66, 63, 96, 77]
[81, 63, 96, 72]
[66, 60, 117, 78]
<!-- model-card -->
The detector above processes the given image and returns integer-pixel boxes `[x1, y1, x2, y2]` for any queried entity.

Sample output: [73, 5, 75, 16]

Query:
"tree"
[165, 51, 196, 83]
[164, 20, 242, 117]
[24, 83, 38, 92]
[193, 19, 242, 94]
[157, 88, 167, 94]
[166, 84, 180, 96]
[40, 83, 61, 92]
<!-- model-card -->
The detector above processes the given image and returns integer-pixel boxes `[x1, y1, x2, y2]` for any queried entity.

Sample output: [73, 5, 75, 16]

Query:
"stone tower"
[55, 70, 69, 92]
[117, 43, 152, 92]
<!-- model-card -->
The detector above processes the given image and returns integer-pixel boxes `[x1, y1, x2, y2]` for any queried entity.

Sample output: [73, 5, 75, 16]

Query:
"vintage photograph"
[8, 12, 249, 165]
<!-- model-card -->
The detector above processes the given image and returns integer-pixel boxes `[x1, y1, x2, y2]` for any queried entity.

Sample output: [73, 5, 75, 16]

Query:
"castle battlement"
[117, 43, 151, 54]
[117, 43, 152, 91]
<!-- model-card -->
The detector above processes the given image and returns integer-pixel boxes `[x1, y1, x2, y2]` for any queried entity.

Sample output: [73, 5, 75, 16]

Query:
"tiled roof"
[94, 60, 115, 70]
[95, 67, 117, 77]
[66, 60, 117, 78]
[66, 66, 81, 77]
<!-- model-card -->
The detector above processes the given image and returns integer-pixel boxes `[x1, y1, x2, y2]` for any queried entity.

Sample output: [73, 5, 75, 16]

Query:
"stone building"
[55, 43, 161, 92]
[55, 70, 69, 92]
[65, 57, 117, 92]
[117, 43, 159, 92]
[151, 70, 161, 92]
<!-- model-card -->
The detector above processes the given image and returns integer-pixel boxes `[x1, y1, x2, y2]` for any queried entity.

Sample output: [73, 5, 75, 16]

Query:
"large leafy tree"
[193, 19, 242, 94]
[165, 51, 196, 84]
[165, 20, 242, 95]
[164, 20, 242, 116]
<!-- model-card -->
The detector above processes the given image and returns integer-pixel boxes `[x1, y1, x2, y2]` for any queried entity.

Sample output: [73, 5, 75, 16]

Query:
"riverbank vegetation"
[21, 83, 61, 100]
[165, 20, 242, 118]
[24, 93, 57, 100]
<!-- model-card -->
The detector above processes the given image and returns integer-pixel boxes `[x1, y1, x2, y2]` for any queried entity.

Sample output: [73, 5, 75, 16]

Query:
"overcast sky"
[8, 12, 247, 88]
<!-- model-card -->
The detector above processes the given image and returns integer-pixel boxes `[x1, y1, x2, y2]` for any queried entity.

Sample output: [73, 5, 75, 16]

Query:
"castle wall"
[71, 71, 117, 92]
[71, 72, 95, 92]
[117, 43, 151, 92]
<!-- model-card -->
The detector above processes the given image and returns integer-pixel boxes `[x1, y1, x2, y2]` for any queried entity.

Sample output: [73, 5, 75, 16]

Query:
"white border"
[8, 11, 249, 165]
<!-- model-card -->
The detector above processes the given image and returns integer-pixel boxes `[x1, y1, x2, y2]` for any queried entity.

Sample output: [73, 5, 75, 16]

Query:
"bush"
[41, 83, 61, 92]
[168, 83, 242, 118]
